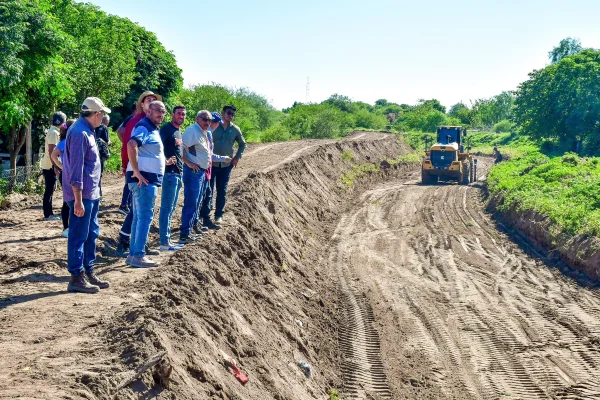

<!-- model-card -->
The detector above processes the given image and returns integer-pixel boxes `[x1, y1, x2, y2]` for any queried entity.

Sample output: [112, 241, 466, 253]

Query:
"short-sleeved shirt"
[62, 117, 101, 202]
[182, 123, 210, 170]
[211, 122, 246, 168]
[40, 126, 60, 170]
[56, 139, 66, 159]
[160, 122, 183, 175]
[126, 117, 165, 186]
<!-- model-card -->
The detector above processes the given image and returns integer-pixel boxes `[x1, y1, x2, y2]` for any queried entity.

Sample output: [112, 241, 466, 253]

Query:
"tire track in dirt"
[331, 211, 393, 399]
[331, 159, 600, 399]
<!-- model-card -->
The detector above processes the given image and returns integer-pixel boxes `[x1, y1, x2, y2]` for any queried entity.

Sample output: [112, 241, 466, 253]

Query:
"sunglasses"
[200, 117, 212, 122]
[225, 111, 236, 116]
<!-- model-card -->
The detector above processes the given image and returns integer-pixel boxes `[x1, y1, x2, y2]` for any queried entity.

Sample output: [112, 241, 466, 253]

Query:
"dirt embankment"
[85, 136, 415, 399]
[486, 195, 600, 283]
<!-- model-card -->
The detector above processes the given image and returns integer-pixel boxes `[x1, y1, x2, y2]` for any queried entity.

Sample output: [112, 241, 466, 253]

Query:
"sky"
[84, 0, 600, 111]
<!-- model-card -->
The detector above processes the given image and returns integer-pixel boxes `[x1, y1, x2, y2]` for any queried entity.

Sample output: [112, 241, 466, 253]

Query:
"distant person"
[179, 110, 212, 244]
[95, 114, 111, 196]
[158, 105, 186, 251]
[493, 146, 503, 164]
[199, 111, 231, 231]
[40, 111, 66, 220]
[126, 101, 167, 268]
[116, 91, 162, 257]
[206, 105, 246, 225]
[51, 119, 76, 238]
[61, 97, 111, 293]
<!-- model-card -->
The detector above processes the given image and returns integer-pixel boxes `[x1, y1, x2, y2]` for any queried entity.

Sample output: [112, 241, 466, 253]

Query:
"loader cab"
[437, 126, 466, 152]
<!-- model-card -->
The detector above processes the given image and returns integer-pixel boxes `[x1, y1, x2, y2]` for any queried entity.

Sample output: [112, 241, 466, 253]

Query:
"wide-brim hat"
[136, 91, 163, 113]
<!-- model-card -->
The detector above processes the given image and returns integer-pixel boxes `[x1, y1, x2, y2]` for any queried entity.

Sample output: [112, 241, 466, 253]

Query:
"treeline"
[0, 0, 182, 170]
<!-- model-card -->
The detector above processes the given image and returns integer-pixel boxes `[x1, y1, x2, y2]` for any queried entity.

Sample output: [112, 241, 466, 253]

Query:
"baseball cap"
[52, 112, 66, 126]
[81, 97, 111, 113]
[211, 112, 222, 123]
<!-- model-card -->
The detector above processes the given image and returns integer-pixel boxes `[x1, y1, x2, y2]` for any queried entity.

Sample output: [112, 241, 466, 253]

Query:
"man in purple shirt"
[62, 97, 111, 294]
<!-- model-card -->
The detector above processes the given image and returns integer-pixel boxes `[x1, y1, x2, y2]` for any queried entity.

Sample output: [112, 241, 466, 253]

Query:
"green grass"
[488, 151, 600, 237]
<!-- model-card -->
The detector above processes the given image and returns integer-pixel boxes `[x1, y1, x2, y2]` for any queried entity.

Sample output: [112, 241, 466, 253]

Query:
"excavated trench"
[88, 134, 414, 399]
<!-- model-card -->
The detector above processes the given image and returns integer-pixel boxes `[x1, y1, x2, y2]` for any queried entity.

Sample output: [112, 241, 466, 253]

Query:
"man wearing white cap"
[62, 97, 111, 294]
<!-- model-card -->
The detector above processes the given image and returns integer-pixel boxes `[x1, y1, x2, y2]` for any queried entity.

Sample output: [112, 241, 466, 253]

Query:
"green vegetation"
[341, 150, 355, 162]
[0, 0, 182, 171]
[328, 389, 340, 400]
[488, 151, 600, 237]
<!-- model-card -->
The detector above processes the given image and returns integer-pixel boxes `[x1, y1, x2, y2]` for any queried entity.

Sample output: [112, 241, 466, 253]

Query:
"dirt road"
[331, 161, 600, 399]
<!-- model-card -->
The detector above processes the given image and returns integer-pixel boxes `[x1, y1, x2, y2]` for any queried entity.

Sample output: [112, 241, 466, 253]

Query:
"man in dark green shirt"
[204, 105, 246, 225]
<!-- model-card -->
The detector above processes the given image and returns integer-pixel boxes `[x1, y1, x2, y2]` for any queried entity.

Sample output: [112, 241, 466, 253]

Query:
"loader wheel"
[461, 164, 470, 185]
[469, 162, 474, 183]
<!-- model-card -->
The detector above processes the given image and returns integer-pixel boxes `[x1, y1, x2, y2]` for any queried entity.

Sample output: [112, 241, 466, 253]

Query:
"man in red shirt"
[116, 91, 162, 257]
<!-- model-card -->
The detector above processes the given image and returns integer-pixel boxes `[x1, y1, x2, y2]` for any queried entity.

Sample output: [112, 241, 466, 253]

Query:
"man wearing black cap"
[40, 111, 67, 220]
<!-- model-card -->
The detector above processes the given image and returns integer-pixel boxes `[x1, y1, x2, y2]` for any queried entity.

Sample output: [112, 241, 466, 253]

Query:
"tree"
[0, 0, 72, 173]
[514, 49, 600, 148]
[548, 37, 582, 64]
[448, 102, 472, 125]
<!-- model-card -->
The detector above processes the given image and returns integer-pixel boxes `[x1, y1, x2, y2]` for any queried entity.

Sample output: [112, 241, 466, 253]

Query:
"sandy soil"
[2, 132, 600, 400]
[331, 161, 600, 399]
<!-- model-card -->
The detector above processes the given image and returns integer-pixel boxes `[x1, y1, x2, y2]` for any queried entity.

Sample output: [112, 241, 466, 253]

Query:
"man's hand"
[175, 138, 183, 147]
[231, 158, 239, 168]
[74, 200, 85, 217]
[133, 170, 149, 186]
[54, 166, 61, 177]
[166, 156, 176, 166]
[223, 156, 232, 163]
[188, 162, 200, 172]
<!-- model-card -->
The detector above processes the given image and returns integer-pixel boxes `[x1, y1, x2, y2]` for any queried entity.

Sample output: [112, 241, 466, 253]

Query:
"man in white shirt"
[179, 110, 212, 244]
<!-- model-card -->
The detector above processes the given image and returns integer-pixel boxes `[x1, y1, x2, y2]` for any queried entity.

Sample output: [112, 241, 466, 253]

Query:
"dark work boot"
[202, 218, 221, 231]
[67, 274, 100, 294]
[116, 241, 129, 257]
[86, 271, 110, 289]
[145, 243, 160, 256]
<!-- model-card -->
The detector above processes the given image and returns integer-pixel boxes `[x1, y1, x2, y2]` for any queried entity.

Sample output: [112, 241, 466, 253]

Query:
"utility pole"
[306, 77, 310, 103]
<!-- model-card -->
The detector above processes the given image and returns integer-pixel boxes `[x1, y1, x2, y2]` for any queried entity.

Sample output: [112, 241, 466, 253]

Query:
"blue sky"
[85, 0, 600, 110]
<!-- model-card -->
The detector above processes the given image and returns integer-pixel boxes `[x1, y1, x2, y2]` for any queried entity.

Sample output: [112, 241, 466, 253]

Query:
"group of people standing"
[41, 90, 246, 294]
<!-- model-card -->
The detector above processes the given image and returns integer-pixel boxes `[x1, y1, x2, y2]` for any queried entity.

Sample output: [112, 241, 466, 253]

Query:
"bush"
[493, 119, 515, 133]
[261, 123, 291, 142]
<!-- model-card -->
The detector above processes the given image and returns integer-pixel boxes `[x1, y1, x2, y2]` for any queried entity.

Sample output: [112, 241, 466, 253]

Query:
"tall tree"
[515, 49, 600, 146]
[0, 0, 72, 173]
[548, 37, 582, 64]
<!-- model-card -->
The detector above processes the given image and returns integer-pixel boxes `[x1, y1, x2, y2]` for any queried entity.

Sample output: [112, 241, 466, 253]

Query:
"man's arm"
[127, 139, 148, 186]
[232, 128, 246, 167]
[66, 134, 86, 217]
[51, 148, 63, 169]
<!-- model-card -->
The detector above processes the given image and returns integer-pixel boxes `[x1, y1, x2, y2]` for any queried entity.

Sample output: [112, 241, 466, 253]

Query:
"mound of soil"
[487, 197, 600, 283]
[87, 136, 415, 399]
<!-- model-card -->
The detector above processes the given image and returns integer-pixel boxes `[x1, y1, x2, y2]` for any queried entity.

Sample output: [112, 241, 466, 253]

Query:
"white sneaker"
[61, 228, 69, 238]
[44, 215, 60, 221]
[160, 243, 184, 252]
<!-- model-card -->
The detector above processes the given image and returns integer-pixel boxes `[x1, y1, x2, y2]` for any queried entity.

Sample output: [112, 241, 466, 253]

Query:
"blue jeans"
[120, 179, 131, 208]
[180, 165, 206, 236]
[129, 182, 158, 258]
[67, 198, 100, 276]
[159, 173, 182, 245]
[202, 164, 233, 220]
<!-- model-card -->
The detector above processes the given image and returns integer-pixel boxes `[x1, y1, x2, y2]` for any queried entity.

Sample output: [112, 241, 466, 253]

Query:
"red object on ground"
[229, 359, 249, 384]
